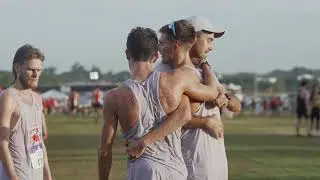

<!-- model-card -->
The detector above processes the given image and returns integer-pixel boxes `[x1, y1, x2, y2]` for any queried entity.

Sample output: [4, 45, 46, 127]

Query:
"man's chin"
[30, 84, 39, 90]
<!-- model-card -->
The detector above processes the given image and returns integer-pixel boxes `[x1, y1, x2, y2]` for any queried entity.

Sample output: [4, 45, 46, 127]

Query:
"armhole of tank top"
[123, 81, 141, 126]
[7, 89, 23, 133]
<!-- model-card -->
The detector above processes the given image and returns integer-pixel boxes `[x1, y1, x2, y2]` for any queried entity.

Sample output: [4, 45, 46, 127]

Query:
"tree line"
[1, 62, 319, 93]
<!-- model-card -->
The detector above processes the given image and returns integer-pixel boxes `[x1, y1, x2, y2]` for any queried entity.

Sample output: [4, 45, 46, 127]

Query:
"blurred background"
[0, 0, 319, 179]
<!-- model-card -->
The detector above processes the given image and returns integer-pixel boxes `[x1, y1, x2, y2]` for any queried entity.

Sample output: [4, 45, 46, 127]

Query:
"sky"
[0, 0, 319, 74]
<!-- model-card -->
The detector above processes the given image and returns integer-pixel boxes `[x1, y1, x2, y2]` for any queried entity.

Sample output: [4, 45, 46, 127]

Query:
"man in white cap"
[179, 15, 241, 180]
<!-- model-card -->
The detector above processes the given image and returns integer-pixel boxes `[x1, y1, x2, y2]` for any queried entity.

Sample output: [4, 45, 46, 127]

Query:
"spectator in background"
[309, 84, 320, 136]
[296, 80, 310, 137]
[91, 87, 104, 123]
[69, 90, 79, 115]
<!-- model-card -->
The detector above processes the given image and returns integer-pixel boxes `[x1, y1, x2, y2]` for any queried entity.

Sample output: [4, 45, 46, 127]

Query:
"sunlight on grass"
[45, 115, 320, 180]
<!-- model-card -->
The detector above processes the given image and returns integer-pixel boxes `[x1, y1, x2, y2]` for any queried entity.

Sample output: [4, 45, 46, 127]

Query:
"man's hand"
[215, 94, 229, 108]
[204, 117, 224, 138]
[8, 174, 18, 180]
[10, 176, 18, 180]
[191, 58, 202, 67]
[125, 139, 147, 159]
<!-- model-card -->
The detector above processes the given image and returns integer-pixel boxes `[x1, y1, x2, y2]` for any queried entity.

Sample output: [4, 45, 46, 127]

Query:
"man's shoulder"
[32, 91, 43, 103]
[0, 89, 11, 101]
[104, 85, 132, 103]
[0, 89, 18, 110]
[106, 86, 126, 97]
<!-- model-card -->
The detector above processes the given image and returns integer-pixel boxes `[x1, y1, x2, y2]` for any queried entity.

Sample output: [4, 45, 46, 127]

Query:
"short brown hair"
[126, 27, 158, 62]
[159, 20, 195, 46]
[12, 44, 45, 83]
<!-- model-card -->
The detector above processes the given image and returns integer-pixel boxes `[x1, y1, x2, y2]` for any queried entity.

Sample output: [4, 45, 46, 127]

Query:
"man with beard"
[0, 44, 52, 180]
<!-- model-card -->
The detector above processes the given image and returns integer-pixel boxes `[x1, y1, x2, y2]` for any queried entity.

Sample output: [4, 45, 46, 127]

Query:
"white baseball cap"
[187, 16, 225, 38]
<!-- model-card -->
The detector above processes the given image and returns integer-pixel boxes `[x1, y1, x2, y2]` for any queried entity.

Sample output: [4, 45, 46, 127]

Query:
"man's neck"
[169, 52, 194, 69]
[12, 81, 31, 93]
[131, 62, 154, 82]
[189, 49, 198, 60]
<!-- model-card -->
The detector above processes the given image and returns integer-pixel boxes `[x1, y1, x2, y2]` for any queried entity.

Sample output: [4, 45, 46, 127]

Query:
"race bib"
[30, 150, 44, 169]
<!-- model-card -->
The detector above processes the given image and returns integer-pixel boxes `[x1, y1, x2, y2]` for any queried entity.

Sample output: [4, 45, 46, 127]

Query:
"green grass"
[45, 114, 320, 180]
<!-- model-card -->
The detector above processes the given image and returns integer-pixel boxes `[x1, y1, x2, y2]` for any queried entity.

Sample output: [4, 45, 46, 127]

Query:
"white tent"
[227, 83, 242, 91]
[41, 89, 68, 100]
[297, 74, 314, 81]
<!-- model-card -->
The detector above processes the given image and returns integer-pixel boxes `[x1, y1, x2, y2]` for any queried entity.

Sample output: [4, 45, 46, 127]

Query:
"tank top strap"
[7, 87, 23, 107]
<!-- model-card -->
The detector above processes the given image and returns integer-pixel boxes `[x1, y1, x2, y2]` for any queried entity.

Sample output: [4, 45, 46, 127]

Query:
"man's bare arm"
[126, 95, 191, 158]
[202, 63, 217, 88]
[39, 104, 52, 180]
[43, 145, 52, 180]
[182, 64, 219, 101]
[183, 114, 209, 130]
[141, 95, 191, 145]
[226, 94, 241, 112]
[0, 92, 18, 179]
[184, 115, 224, 138]
[98, 92, 118, 180]
[42, 113, 48, 140]
[213, 75, 241, 112]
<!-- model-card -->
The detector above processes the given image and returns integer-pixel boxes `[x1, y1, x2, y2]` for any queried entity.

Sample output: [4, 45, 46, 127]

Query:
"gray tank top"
[124, 71, 187, 177]
[0, 88, 44, 180]
[181, 68, 228, 180]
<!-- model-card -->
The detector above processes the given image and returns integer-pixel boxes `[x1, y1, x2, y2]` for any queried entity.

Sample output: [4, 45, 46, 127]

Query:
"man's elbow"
[227, 100, 241, 113]
[210, 89, 219, 101]
[228, 105, 241, 113]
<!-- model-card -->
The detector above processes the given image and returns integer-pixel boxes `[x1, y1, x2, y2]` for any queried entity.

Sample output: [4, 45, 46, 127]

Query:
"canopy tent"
[41, 89, 68, 100]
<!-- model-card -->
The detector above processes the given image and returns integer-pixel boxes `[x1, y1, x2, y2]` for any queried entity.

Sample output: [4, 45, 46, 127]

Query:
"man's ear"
[125, 49, 130, 61]
[14, 63, 21, 74]
[174, 41, 179, 50]
[151, 52, 159, 63]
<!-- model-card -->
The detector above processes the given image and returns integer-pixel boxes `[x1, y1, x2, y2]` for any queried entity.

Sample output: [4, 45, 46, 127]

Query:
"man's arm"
[213, 75, 241, 112]
[226, 94, 241, 112]
[39, 103, 52, 180]
[42, 113, 48, 140]
[183, 115, 224, 138]
[183, 114, 207, 129]
[182, 64, 219, 101]
[126, 95, 191, 158]
[0, 92, 18, 179]
[98, 92, 118, 180]
[43, 145, 52, 180]
[141, 95, 191, 145]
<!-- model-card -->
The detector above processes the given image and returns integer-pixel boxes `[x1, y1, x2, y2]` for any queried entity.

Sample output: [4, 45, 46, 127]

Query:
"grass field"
[45, 114, 320, 180]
